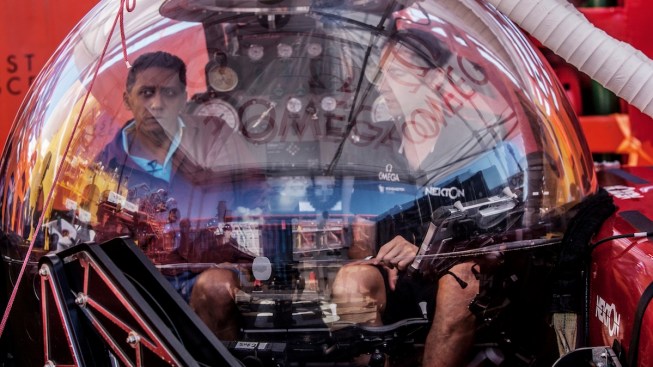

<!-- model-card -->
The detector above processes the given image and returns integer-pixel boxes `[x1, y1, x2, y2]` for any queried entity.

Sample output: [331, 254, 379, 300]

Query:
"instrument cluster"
[189, 33, 392, 142]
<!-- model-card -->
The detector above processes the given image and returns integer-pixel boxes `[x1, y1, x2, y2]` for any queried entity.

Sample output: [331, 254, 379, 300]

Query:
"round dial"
[371, 96, 396, 123]
[277, 43, 293, 58]
[208, 65, 239, 92]
[194, 99, 239, 130]
[320, 96, 337, 112]
[247, 44, 264, 62]
[286, 97, 303, 114]
[307, 43, 323, 58]
[239, 99, 277, 141]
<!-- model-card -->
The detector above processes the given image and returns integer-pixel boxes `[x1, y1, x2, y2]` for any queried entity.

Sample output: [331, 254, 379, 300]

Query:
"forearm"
[423, 262, 480, 367]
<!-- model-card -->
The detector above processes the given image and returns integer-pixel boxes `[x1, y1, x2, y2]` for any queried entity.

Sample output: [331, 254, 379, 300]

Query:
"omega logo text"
[378, 164, 400, 182]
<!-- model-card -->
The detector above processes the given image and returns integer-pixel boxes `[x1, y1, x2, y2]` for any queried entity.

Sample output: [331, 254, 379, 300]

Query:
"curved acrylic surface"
[0, 0, 596, 360]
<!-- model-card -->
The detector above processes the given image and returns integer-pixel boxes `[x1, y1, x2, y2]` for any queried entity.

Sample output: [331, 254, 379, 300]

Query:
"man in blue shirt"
[95, 51, 252, 341]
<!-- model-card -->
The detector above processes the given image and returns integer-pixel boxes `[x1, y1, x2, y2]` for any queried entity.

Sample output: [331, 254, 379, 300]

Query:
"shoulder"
[95, 121, 131, 168]
[177, 114, 250, 169]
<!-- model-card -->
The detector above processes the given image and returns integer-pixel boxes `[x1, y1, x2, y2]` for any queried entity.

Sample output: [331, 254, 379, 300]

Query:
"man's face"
[376, 43, 430, 118]
[375, 43, 442, 169]
[123, 67, 187, 138]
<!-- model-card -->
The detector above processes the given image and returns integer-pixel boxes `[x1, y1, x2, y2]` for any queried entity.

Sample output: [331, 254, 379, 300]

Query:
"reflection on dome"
[0, 0, 597, 365]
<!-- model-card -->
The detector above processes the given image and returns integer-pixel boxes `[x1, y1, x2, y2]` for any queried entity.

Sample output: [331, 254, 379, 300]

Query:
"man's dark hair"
[126, 51, 187, 92]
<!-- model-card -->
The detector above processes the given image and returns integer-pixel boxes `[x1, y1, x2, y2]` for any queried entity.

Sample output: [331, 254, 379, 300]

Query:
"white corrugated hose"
[485, 0, 653, 119]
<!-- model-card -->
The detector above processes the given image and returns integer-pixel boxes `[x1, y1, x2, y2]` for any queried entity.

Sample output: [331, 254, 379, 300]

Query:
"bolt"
[126, 332, 141, 345]
[74, 293, 87, 307]
[38, 266, 50, 277]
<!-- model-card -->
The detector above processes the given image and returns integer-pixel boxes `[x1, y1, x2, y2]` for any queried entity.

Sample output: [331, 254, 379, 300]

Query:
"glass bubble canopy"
[0, 0, 597, 363]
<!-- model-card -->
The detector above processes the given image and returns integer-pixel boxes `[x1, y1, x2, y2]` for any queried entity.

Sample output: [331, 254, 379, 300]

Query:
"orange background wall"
[0, 0, 99, 149]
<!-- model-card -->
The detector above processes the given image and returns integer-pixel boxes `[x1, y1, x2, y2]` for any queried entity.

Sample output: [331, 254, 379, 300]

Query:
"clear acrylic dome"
[0, 0, 597, 362]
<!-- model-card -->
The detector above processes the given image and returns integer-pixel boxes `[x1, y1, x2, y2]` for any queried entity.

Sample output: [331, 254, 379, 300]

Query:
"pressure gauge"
[247, 44, 264, 62]
[286, 97, 303, 114]
[371, 96, 395, 123]
[240, 99, 277, 141]
[277, 43, 293, 58]
[307, 43, 323, 58]
[207, 65, 239, 92]
[194, 99, 240, 130]
[320, 96, 337, 112]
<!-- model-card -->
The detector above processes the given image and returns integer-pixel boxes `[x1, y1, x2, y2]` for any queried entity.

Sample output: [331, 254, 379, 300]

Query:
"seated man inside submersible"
[94, 51, 256, 340]
[328, 41, 480, 367]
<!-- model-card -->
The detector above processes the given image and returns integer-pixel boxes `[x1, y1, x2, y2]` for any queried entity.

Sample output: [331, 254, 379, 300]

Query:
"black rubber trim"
[627, 281, 653, 367]
[605, 169, 649, 184]
[620, 210, 653, 232]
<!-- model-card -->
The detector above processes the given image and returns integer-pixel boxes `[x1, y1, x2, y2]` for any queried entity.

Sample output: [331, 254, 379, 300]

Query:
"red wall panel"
[0, 0, 98, 149]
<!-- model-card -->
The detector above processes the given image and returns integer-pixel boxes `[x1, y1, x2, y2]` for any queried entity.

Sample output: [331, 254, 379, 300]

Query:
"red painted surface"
[580, 7, 627, 40]
[555, 64, 583, 116]
[591, 166, 653, 367]
[0, 0, 98, 150]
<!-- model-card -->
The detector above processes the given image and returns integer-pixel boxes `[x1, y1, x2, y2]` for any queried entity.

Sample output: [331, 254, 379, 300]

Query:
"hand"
[358, 235, 417, 291]
[373, 235, 418, 271]
[344, 235, 417, 291]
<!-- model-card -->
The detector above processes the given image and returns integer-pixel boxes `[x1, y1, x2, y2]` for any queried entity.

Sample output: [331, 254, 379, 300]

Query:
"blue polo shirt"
[121, 118, 185, 183]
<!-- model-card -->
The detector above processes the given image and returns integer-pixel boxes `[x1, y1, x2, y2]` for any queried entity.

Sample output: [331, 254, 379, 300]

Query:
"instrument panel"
[191, 32, 390, 146]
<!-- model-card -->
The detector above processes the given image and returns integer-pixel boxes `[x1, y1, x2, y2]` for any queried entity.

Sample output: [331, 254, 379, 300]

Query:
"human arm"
[423, 261, 479, 367]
